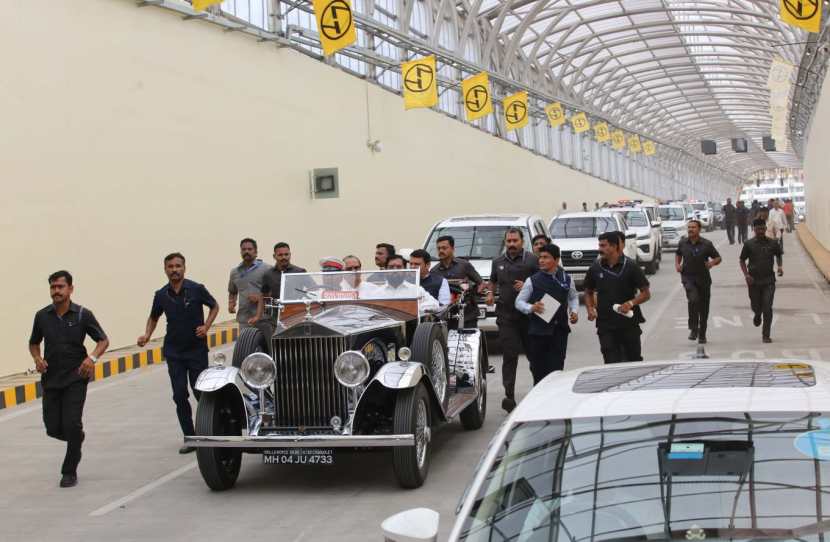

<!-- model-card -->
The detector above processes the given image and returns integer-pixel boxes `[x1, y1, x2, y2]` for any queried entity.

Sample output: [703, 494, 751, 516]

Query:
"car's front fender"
[195, 365, 244, 392]
[352, 362, 447, 426]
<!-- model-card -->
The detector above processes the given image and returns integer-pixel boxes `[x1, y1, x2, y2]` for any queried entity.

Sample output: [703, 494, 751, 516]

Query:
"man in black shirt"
[432, 235, 484, 328]
[723, 198, 736, 244]
[739, 218, 784, 343]
[584, 232, 651, 363]
[251, 242, 307, 324]
[137, 253, 219, 453]
[675, 220, 721, 344]
[29, 270, 109, 488]
[486, 228, 538, 413]
[735, 200, 750, 244]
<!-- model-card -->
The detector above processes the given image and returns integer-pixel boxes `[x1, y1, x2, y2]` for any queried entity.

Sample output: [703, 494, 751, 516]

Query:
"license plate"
[570, 273, 585, 282]
[263, 448, 334, 465]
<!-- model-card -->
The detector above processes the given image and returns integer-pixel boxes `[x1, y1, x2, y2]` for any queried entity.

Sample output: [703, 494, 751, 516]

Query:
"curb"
[797, 224, 830, 284]
[0, 326, 239, 411]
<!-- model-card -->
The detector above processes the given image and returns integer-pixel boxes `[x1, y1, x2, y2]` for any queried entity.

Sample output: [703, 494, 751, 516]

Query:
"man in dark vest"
[514, 243, 579, 384]
[409, 249, 450, 305]
[723, 197, 736, 244]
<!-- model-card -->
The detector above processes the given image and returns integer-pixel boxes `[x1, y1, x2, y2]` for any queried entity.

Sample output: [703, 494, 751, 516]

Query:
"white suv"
[614, 207, 661, 274]
[690, 201, 714, 231]
[658, 204, 689, 248]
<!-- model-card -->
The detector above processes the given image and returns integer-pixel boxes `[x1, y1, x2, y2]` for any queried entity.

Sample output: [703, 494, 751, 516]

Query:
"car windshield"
[550, 217, 617, 238]
[659, 207, 685, 220]
[279, 270, 420, 303]
[458, 412, 830, 542]
[424, 226, 529, 260]
[624, 211, 649, 227]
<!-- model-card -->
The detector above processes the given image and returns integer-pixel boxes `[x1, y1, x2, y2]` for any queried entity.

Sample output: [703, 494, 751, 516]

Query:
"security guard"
[675, 220, 721, 344]
[432, 235, 484, 328]
[584, 232, 651, 363]
[486, 228, 538, 412]
[29, 270, 109, 488]
[739, 218, 783, 343]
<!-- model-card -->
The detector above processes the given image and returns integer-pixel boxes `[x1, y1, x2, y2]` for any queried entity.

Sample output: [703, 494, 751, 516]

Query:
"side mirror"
[381, 508, 440, 542]
[625, 232, 636, 239]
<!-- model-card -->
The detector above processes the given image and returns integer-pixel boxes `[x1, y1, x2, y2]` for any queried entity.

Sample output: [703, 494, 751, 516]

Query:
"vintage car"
[186, 269, 488, 491]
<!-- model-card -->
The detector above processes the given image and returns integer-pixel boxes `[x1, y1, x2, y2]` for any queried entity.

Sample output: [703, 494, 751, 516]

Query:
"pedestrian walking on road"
[783, 199, 795, 233]
[515, 243, 578, 384]
[486, 228, 538, 412]
[675, 220, 722, 344]
[740, 218, 783, 343]
[531, 233, 551, 258]
[29, 271, 109, 488]
[723, 198, 736, 245]
[251, 242, 307, 325]
[228, 238, 268, 330]
[736, 200, 750, 244]
[584, 232, 651, 363]
[137, 253, 219, 453]
[768, 199, 787, 253]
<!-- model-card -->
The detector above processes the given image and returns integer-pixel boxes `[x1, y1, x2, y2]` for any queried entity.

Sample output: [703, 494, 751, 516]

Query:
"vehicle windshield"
[458, 412, 830, 542]
[623, 211, 649, 227]
[658, 207, 685, 220]
[424, 226, 530, 260]
[692, 203, 707, 210]
[279, 270, 420, 303]
[550, 217, 617, 238]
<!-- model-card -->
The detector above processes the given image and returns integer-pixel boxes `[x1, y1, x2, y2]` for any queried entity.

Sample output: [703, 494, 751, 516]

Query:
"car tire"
[195, 392, 243, 491]
[645, 257, 659, 275]
[232, 327, 268, 368]
[392, 383, 431, 489]
[459, 341, 487, 430]
[411, 323, 449, 412]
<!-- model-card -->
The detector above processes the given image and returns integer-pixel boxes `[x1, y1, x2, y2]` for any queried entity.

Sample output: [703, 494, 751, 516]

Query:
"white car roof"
[512, 359, 830, 422]
[433, 214, 537, 228]
[551, 211, 621, 219]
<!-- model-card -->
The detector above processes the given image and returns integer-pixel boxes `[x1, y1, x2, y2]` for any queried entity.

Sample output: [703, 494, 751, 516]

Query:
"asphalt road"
[2, 229, 829, 541]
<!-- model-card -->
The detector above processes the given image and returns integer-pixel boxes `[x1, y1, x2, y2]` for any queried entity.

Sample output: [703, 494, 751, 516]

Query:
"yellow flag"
[779, 0, 821, 32]
[192, 0, 223, 10]
[545, 102, 566, 128]
[570, 112, 590, 133]
[643, 140, 657, 156]
[628, 134, 642, 154]
[503, 91, 529, 131]
[593, 121, 610, 143]
[461, 72, 492, 122]
[611, 130, 626, 151]
[401, 56, 438, 110]
[312, 0, 357, 56]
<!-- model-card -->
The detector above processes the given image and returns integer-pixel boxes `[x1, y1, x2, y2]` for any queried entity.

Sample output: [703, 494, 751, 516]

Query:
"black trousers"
[725, 222, 735, 244]
[42, 380, 88, 475]
[497, 318, 529, 398]
[749, 282, 776, 338]
[527, 332, 568, 384]
[598, 328, 643, 364]
[683, 279, 711, 335]
[737, 224, 748, 244]
[166, 356, 208, 436]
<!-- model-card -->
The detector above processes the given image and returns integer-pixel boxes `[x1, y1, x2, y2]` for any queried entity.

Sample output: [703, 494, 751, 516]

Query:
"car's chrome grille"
[272, 336, 348, 429]
[562, 250, 599, 267]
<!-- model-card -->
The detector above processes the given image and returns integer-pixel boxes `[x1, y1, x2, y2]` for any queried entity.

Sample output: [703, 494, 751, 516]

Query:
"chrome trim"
[184, 434, 415, 448]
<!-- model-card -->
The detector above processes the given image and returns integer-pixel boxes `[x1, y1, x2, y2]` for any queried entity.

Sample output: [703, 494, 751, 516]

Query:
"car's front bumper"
[184, 434, 415, 448]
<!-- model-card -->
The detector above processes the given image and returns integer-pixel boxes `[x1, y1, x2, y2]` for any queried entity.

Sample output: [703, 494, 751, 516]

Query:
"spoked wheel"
[459, 340, 487, 430]
[195, 393, 243, 491]
[411, 323, 449, 411]
[392, 383, 432, 489]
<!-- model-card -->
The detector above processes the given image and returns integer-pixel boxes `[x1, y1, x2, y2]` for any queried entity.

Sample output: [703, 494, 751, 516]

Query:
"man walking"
[137, 253, 219, 453]
[740, 218, 783, 343]
[433, 235, 484, 328]
[531, 233, 551, 257]
[514, 244, 578, 385]
[228, 238, 268, 330]
[783, 198, 795, 232]
[29, 271, 109, 487]
[736, 200, 750, 244]
[486, 228, 538, 412]
[768, 199, 787, 253]
[584, 232, 651, 363]
[251, 242, 307, 324]
[675, 220, 722, 344]
[722, 198, 736, 245]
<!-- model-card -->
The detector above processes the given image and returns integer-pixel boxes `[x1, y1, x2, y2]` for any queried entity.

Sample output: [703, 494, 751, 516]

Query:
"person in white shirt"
[382, 255, 440, 313]
[766, 199, 788, 252]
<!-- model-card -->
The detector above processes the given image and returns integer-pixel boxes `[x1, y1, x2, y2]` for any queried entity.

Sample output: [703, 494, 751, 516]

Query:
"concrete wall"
[0, 0, 642, 376]
[804, 69, 830, 251]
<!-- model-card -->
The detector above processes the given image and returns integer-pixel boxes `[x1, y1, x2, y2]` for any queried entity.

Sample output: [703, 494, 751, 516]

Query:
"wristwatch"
[89, 354, 99, 363]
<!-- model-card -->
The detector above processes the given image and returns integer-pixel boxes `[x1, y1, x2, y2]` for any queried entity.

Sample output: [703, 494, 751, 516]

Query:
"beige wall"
[804, 69, 830, 250]
[0, 0, 641, 376]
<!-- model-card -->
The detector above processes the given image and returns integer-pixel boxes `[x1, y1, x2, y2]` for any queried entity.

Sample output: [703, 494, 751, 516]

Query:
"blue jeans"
[166, 355, 208, 436]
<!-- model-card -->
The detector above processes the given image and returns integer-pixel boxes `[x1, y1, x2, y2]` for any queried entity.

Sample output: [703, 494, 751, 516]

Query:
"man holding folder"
[515, 244, 579, 384]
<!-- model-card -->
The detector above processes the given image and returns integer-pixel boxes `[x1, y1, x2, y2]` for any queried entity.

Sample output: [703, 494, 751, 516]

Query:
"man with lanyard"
[409, 249, 450, 305]
[736, 200, 750, 244]
[514, 244, 578, 385]
[675, 220, 721, 344]
[722, 198, 736, 245]
[584, 232, 651, 363]
[29, 270, 109, 488]
[432, 235, 484, 328]
[251, 242, 307, 325]
[138, 253, 219, 453]
[486, 228, 538, 412]
[740, 218, 783, 343]
[227, 238, 268, 330]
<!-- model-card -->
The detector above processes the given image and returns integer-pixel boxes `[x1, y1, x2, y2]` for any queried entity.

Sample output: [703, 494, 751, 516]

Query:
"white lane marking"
[89, 461, 197, 517]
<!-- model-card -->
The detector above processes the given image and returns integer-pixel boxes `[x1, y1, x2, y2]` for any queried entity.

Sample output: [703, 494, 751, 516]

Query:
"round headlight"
[240, 352, 276, 390]
[334, 351, 370, 388]
[398, 347, 412, 361]
[212, 352, 226, 366]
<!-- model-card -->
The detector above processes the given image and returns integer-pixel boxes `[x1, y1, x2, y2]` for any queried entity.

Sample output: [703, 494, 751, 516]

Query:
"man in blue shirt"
[138, 253, 219, 453]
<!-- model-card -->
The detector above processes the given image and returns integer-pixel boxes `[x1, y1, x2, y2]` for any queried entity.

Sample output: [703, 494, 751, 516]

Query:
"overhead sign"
[312, 0, 357, 56]
[611, 130, 626, 151]
[779, 0, 821, 32]
[461, 72, 493, 122]
[643, 140, 656, 156]
[593, 121, 610, 143]
[192, 0, 223, 10]
[628, 134, 642, 154]
[503, 91, 529, 131]
[570, 112, 589, 134]
[401, 56, 438, 110]
[545, 102, 566, 128]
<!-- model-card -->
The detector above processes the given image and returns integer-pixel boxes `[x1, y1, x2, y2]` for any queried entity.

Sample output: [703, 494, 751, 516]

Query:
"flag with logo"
[779, 0, 821, 32]
[401, 56, 438, 110]
[545, 102, 566, 128]
[570, 112, 589, 133]
[611, 130, 626, 151]
[503, 91, 529, 131]
[312, 0, 357, 56]
[628, 134, 642, 154]
[593, 121, 610, 143]
[192, 0, 223, 10]
[643, 140, 656, 156]
[461, 72, 493, 122]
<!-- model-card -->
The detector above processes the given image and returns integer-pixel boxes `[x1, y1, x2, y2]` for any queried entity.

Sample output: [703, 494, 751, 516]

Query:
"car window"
[624, 211, 649, 227]
[658, 207, 685, 220]
[550, 217, 616, 238]
[425, 226, 530, 260]
[692, 203, 707, 210]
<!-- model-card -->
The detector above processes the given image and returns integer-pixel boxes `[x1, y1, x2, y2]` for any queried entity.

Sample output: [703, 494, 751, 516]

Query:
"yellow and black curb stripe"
[0, 326, 239, 411]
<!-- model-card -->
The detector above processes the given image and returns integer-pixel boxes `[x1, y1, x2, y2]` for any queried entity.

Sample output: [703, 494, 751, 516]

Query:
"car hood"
[628, 225, 651, 236]
[551, 238, 600, 251]
[661, 220, 687, 228]
[277, 304, 404, 337]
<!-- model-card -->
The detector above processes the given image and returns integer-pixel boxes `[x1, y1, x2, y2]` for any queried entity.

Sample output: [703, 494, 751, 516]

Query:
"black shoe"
[688, 330, 698, 341]
[178, 446, 196, 454]
[59, 474, 77, 488]
[501, 397, 516, 413]
[698, 335, 707, 344]
[753, 314, 761, 327]
[762, 336, 772, 343]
